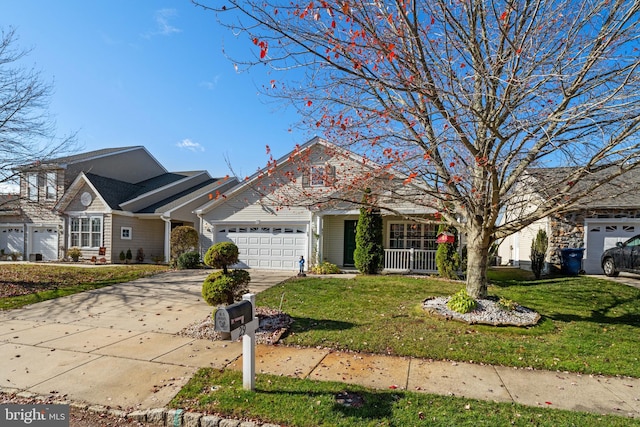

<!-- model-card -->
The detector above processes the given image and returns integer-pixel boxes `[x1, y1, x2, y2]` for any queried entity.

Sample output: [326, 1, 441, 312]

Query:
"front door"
[343, 220, 358, 266]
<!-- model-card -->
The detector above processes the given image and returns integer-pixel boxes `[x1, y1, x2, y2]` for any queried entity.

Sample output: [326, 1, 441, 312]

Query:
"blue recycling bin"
[560, 248, 584, 275]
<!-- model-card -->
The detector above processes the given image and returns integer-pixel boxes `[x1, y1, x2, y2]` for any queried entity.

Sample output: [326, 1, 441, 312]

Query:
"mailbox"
[214, 300, 253, 333]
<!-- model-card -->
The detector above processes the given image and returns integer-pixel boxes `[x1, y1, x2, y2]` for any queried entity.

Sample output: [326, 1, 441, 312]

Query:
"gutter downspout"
[161, 214, 171, 263]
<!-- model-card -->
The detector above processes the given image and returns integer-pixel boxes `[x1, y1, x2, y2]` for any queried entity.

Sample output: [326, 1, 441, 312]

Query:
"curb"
[2, 390, 282, 427]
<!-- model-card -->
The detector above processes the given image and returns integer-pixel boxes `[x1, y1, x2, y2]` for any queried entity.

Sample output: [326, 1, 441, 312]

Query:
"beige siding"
[497, 218, 549, 268]
[322, 215, 356, 266]
[111, 215, 165, 263]
[66, 185, 108, 212]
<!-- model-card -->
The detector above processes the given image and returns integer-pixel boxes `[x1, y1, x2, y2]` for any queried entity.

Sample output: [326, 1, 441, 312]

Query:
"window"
[307, 164, 335, 187]
[70, 216, 102, 248]
[388, 223, 438, 250]
[45, 172, 57, 200]
[27, 173, 38, 201]
[121, 227, 132, 240]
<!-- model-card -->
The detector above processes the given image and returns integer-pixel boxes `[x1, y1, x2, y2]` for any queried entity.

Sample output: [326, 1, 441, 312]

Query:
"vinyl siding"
[111, 215, 165, 263]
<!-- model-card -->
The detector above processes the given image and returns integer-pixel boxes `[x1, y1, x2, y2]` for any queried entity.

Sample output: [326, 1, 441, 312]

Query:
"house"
[0, 146, 237, 263]
[497, 166, 640, 274]
[195, 137, 441, 272]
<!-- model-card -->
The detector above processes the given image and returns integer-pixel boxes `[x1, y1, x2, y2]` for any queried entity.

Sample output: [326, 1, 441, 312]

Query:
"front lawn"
[0, 264, 170, 310]
[257, 272, 640, 377]
[171, 369, 639, 427]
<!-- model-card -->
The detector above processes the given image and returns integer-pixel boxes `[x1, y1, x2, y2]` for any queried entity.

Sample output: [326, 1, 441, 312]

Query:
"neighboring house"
[497, 166, 640, 274]
[0, 146, 237, 263]
[195, 137, 440, 272]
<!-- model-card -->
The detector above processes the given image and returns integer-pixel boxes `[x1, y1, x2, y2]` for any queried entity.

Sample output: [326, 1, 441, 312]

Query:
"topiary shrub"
[204, 242, 239, 273]
[171, 226, 199, 260]
[310, 261, 341, 274]
[447, 288, 477, 314]
[202, 269, 251, 305]
[126, 248, 132, 263]
[119, 250, 126, 263]
[177, 251, 201, 270]
[354, 189, 384, 274]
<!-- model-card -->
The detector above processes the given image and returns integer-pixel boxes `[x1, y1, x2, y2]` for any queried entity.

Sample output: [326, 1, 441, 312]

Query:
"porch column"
[161, 215, 171, 263]
[315, 214, 323, 265]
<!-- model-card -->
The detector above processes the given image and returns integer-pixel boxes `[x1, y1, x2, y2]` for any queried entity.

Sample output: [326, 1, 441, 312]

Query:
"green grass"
[0, 264, 170, 310]
[171, 369, 638, 427]
[256, 271, 640, 377]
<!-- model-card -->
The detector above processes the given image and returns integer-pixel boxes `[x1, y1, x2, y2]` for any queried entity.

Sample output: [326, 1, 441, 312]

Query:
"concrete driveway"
[0, 269, 293, 410]
[590, 272, 640, 290]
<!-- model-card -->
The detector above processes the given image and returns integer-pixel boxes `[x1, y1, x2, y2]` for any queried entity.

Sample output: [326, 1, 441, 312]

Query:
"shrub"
[436, 224, 460, 279]
[497, 297, 518, 312]
[530, 229, 548, 279]
[177, 251, 201, 270]
[447, 288, 477, 314]
[136, 248, 145, 263]
[354, 189, 384, 274]
[67, 247, 82, 261]
[204, 242, 239, 274]
[310, 261, 341, 274]
[202, 269, 251, 305]
[119, 251, 126, 263]
[171, 226, 199, 260]
[126, 249, 132, 263]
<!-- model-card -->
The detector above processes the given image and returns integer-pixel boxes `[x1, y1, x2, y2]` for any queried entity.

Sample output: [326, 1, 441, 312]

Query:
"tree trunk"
[465, 220, 491, 299]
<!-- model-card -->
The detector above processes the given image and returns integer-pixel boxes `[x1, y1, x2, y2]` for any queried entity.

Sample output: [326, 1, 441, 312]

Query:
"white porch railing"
[384, 248, 437, 273]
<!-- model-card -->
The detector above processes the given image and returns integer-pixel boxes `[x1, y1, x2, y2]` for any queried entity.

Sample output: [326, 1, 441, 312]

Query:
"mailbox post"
[213, 293, 258, 391]
[242, 293, 256, 391]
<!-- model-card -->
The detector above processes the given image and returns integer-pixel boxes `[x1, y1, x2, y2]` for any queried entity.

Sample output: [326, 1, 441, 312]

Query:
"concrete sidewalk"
[0, 270, 638, 419]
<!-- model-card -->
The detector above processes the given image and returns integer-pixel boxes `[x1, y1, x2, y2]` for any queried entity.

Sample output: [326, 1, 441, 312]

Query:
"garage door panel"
[219, 224, 307, 270]
[585, 222, 639, 274]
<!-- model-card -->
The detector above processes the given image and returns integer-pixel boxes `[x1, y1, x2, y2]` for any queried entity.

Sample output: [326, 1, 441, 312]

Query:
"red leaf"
[500, 11, 508, 20]
[545, 401, 552, 405]
[307, 100, 313, 107]
[389, 385, 398, 389]
[265, 145, 271, 155]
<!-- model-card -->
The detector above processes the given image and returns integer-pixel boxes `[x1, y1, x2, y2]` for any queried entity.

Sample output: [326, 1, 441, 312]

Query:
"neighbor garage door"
[31, 226, 59, 261]
[584, 221, 640, 274]
[218, 225, 307, 270]
[0, 226, 24, 256]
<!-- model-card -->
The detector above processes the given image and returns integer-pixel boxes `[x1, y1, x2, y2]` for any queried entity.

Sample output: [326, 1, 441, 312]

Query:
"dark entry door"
[343, 220, 358, 266]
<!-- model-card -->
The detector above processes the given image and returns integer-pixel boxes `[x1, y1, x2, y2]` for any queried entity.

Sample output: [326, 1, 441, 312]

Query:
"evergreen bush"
[202, 269, 251, 305]
[177, 251, 201, 269]
[353, 189, 384, 274]
[435, 224, 460, 279]
[530, 229, 548, 279]
[204, 241, 239, 273]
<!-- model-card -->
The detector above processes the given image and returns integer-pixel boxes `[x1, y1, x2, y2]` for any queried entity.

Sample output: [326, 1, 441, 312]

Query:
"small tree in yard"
[354, 189, 384, 274]
[195, 1, 640, 300]
[171, 226, 199, 261]
[202, 242, 250, 306]
[530, 229, 548, 279]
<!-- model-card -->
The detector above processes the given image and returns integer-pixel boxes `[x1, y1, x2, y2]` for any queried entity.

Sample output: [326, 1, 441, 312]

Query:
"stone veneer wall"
[548, 208, 640, 265]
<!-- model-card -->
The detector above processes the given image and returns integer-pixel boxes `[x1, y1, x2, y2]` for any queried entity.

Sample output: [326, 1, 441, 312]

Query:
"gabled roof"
[21, 146, 144, 169]
[195, 137, 330, 214]
[137, 177, 230, 214]
[527, 164, 640, 210]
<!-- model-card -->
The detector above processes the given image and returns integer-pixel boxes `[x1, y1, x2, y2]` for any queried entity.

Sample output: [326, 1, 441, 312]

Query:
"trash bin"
[560, 248, 584, 275]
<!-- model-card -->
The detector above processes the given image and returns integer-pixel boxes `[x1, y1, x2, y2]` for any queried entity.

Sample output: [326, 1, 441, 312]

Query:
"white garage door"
[0, 227, 24, 256]
[31, 227, 59, 261]
[584, 222, 639, 274]
[218, 225, 307, 270]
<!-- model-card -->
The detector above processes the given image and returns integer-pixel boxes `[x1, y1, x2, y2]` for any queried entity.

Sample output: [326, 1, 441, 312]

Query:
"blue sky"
[2, 1, 309, 183]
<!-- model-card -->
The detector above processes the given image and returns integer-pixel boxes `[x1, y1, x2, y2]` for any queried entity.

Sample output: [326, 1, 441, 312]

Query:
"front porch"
[383, 248, 437, 273]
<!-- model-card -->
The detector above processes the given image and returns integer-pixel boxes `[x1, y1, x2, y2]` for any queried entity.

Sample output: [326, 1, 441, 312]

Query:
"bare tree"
[0, 27, 76, 196]
[194, 1, 640, 298]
